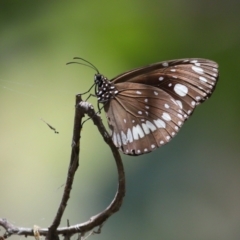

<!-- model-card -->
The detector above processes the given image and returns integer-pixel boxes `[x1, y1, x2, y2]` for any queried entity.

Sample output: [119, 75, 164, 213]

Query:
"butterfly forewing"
[112, 59, 218, 116]
[99, 58, 219, 155]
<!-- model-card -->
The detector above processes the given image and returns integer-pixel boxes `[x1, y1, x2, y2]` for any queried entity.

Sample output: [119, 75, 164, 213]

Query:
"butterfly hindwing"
[104, 83, 188, 155]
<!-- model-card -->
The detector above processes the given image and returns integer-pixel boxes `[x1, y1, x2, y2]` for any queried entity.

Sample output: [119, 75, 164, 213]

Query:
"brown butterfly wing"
[104, 58, 218, 155]
[104, 83, 187, 155]
[111, 58, 219, 117]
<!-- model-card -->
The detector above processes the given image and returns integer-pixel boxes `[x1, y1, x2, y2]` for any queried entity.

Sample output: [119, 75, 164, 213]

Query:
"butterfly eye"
[94, 74, 103, 84]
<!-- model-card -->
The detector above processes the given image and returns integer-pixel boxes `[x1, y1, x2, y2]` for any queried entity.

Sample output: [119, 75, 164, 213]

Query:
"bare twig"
[47, 95, 84, 240]
[0, 95, 125, 240]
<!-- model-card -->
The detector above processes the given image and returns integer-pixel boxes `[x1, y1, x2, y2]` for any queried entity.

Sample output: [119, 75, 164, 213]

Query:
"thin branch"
[46, 94, 84, 240]
[0, 95, 125, 240]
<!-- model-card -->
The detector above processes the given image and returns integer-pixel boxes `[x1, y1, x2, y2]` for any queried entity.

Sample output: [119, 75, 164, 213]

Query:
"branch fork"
[0, 95, 125, 240]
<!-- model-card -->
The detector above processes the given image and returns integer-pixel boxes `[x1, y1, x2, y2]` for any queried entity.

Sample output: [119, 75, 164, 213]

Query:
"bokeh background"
[1, 1, 240, 240]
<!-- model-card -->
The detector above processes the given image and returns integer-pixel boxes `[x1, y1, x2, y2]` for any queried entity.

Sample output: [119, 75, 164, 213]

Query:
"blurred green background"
[0, 1, 240, 240]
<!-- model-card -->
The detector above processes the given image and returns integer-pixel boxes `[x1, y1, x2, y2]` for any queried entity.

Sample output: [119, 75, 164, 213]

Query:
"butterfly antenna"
[73, 57, 100, 74]
[67, 58, 100, 95]
[66, 61, 98, 73]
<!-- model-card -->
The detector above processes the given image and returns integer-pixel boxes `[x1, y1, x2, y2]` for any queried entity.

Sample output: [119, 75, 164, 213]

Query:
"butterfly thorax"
[94, 74, 119, 103]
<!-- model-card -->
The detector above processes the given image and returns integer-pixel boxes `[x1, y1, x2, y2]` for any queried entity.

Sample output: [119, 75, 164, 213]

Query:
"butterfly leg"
[85, 93, 97, 102]
[81, 104, 105, 127]
[78, 83, 95, 96]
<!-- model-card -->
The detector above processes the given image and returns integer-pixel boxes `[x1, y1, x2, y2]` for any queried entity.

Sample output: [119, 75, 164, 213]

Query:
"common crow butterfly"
[70, 58, 219, 156]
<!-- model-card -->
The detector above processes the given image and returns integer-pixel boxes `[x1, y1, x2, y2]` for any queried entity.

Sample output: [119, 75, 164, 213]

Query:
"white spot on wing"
[192, 66, 204, 74]
[127, 128, 133, 143]
[121, 131, 128, 145]
[142, 121, 157, 134]
[196, 96, 201, 101]
[162, 112, 171, 121]
[154, 91, 158, 95]
[132, 125, 144, 140]
[159, 76, 164, 81]
[136, 91, 142, 94]
[112, 132, 118, 146]
[191, 60, 201, 66]
[174, 84, 188, 97]
[164, 104, 170, 109]
[154, 119, 166, 128]
[117, 133, 121, 146]
[199, 76, 207, 82]
[162, 62, 168, 67]
[171, 98, 178, 106]
[176, 100, 183, 109]
[177, 114, 183, 119]
[146, 120, 157, 131]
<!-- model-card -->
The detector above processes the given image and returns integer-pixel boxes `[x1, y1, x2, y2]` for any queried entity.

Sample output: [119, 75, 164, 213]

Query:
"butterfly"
[70, 58, 219, 156]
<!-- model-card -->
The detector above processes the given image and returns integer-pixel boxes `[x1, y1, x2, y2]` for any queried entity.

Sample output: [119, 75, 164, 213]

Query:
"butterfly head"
[94, 73, 105, 87]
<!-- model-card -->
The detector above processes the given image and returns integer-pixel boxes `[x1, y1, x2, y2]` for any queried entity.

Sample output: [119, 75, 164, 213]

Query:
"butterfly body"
[94, 58, 219, 156]
[95, 74, 118, 103]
